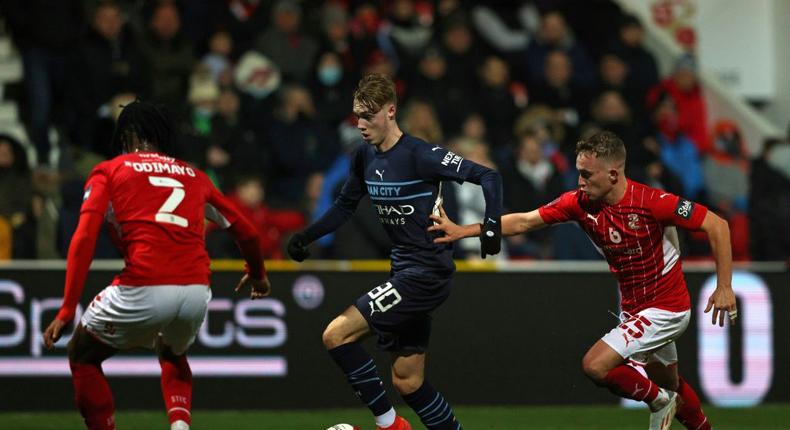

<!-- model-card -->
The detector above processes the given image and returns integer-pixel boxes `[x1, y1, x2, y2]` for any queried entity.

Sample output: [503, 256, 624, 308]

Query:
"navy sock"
[328, 343, 392, 416]
[402, 381, 462, 430]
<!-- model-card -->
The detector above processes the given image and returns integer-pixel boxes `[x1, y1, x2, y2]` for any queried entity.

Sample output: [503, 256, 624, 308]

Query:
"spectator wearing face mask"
[309, 51, 354, 130]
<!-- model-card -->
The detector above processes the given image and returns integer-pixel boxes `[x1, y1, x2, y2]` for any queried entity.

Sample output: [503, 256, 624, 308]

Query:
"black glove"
[479, 217, 501, 258]
[287, 233, 311, 262]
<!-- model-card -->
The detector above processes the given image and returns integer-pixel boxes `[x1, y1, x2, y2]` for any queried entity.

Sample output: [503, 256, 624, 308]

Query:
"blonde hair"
[353, 73, 397, 112]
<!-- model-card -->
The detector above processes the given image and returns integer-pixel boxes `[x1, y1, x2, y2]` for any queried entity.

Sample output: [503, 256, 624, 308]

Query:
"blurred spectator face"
[452, 138, 491, 167]
[653, 97, 679, 137]
[0, 140, 14, 169]
[673, 68, 697, 92]
[94, 4, 123, 41]
[540, 12, 568, 45]
[593, 91, 629, 123]
[419, 50, 446, 80]
[391, 0, 416, 21]
[404, 101, 438, 135]
[620, 24, 643, 47]
[517, 136, 543, 164]
[437, 0, 460, 16]
[600, 54, 628, 86]
[443, 24, 472, 54]
[282, 86, 316, 120]
[209, 31, 233, 57]
[273, 1, 301, 34]
[237, 179, 264, 208]
[110, 93, 137, 121]
[217, 90, 240, 118]
[317, 52, 343, 86]
[323, 5, 349, 42]
[544, 51, 571, 87]
[462, 114, 486, 141]
[364, 51, 395, 76]
[151, 3, 181, 41]
[354, 4, 380, 34]
[480, 56, 509, 88]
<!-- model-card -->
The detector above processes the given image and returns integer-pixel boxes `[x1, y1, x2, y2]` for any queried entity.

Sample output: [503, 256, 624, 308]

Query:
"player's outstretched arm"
[44, 211, 104, 349]
[429, 207, 548, 243]
[502, 209, 547, 236]
[699, 210, 736, 327]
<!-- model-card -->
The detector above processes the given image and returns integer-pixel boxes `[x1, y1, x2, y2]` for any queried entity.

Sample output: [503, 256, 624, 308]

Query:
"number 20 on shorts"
[367, 282, 402, 313]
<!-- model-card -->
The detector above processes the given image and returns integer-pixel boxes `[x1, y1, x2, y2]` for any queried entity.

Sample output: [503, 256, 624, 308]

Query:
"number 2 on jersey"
[148, 176, 188, 227]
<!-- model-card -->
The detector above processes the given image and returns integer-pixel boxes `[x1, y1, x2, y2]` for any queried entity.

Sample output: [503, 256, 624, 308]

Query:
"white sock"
[649, 388, 669, 412]
[374, 407, 396, 428]
[171, 420, 190, 430]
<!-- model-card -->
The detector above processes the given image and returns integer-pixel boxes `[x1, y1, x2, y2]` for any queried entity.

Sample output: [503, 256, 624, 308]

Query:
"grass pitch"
[2, 404, 788, 429]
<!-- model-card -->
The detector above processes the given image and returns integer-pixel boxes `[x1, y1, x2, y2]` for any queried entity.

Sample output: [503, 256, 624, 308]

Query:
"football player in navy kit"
[288, 73, 502, 430]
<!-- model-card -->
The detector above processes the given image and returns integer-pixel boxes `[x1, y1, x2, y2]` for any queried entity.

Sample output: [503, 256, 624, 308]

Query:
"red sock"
[70, 362, 115, 430]
[603, 365, 660, 403]
[160, 354, 193, 425]
[676, 377, 711, 430]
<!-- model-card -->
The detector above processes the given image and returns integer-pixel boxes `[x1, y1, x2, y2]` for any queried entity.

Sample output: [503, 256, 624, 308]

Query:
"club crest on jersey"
[675, 199, 694, 220]
[627, 213, 641, 230]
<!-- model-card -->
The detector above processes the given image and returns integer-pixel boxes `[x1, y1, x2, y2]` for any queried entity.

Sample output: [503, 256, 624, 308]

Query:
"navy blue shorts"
[355, 269, 452, 352]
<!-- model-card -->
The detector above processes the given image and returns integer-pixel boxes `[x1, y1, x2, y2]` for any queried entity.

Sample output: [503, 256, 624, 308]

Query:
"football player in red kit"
[42, 101, 270, 430]
[429, 131, 737, 430]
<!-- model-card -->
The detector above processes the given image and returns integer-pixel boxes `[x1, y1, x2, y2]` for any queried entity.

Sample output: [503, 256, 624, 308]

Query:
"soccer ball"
[326, 425, 360, 430]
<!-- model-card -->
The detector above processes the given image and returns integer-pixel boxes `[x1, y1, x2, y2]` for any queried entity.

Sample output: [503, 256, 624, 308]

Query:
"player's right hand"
[43, 318, 67, 349]
[287, 233, 311, 262]
[235, 274, 271, 299]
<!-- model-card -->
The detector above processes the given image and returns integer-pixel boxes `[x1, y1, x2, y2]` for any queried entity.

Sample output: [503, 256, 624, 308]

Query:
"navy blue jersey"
[304, 134, 502, 273]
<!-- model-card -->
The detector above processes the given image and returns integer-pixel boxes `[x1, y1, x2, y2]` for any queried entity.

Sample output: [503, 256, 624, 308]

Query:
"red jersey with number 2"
[538, 180, 708, 314]
[81, 152, 243, 286]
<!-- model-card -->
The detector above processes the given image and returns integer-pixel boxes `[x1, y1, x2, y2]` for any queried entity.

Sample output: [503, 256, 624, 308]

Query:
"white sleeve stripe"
[205, 203, 231, 229]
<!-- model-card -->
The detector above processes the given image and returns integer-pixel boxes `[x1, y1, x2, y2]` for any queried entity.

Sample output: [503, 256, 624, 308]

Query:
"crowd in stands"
[0, 0, 788, 262]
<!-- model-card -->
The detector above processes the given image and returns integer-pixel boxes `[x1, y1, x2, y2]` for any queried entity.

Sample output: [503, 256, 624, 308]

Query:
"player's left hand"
[704, 285, 737, 327]
[235, 274, 271, 299]
[428, 205, 464, 243]
[43, 318, 67, 349]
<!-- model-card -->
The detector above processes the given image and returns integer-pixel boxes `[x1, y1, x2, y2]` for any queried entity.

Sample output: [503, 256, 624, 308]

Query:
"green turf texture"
[2, 405, 788, 429]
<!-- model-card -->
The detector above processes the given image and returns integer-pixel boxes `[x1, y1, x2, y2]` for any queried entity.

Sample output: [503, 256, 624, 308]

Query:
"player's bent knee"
[581, 359, 609, 385]
[322, 323, 349, 349]
[392, 373, 423, 395]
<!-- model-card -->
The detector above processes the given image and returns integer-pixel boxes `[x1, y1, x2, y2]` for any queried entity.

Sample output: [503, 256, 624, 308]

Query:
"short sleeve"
[538, 191, 583, 224]
[651, 192, 708, 229]
[205, 180, 241, 229]
[80, 163, 111, 215]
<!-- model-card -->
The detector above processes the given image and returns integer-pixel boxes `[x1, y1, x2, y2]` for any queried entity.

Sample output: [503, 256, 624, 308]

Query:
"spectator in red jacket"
[648, 54, 710, 152]
[209, 177, 305, 259]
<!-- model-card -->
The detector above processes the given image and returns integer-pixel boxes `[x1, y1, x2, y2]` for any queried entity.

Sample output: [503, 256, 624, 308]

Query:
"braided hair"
[111, 100, 175, 155]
